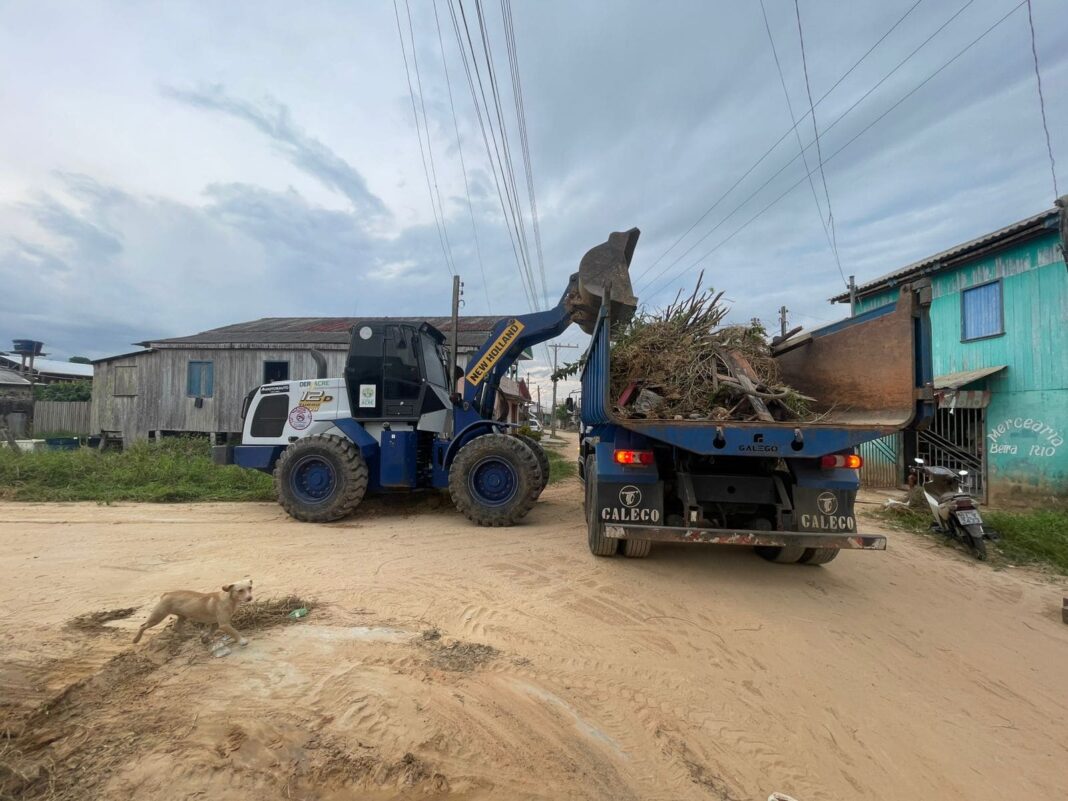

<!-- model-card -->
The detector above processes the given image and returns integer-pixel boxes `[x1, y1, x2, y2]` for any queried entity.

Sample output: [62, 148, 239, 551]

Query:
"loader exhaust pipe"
[569, 228, 640, 335]
[309, 349, 328, 379]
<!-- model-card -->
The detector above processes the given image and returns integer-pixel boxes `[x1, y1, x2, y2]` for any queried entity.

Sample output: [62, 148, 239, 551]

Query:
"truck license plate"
[956, 510, 982, 526]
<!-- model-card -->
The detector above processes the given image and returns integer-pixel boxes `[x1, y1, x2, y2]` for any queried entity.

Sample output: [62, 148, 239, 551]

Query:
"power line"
[392, 0, 455, 276]
[501, 0, 549, 306]
[404, 0, 459, 274]
[448, 0, 537, 311]
[640, 0, 978, 298]
[759, 0, 841, 284]
[472, 0, 540, 305]
[645, 0, 1026, 302]
[1024, 0, 1059, 200]
[632, 0, 927, 286]
[433, 0, 493, 313]
[793, 0, 845, 287]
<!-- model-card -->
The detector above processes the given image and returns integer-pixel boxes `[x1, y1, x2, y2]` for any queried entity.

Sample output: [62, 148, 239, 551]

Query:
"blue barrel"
[45, 437, 80, 451]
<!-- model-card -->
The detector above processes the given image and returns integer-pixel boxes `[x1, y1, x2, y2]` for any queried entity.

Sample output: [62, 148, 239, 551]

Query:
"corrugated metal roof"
[829, 205, 1061, 303]
[0, 354, 94, 378]
[933, 365, 1007, 390]
[140, 316, 504, 349]
[0, 367, 32, 386]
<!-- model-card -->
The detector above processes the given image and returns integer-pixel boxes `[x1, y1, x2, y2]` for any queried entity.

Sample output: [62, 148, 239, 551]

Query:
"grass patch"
[543, 444, 577, 484]
[231, 595, 316, 631]
[0, 437, 274, 503]
[875, 505, 1068, 574]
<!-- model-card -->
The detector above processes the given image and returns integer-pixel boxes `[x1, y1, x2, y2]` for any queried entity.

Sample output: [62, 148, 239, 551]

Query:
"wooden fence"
[33, 401, 92, 435]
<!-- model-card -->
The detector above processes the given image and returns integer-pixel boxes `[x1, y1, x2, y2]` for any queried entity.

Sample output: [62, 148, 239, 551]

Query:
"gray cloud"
[161, 84, 389, 220]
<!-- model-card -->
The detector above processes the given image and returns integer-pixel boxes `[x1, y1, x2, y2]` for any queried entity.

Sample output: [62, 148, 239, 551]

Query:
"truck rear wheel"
[622, 538, 652, 558]
[516, 434, 550, 498]
[798, 547, 840, 565]
[755, 545, 807, 564]
[274, 435, 368, 522]
[450, 433, 540, 527]
[585, 456, 619, 556]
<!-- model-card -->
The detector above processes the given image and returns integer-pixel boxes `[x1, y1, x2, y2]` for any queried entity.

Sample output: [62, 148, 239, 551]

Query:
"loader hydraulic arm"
[459, 228, 641, 421]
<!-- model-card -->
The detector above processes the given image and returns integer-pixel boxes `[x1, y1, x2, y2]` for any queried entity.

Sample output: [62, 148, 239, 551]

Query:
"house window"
[111, 365, 138, 396]
[263, 361, 289, 383]
[187, 361, 214, 398]
[961, 281, 1003, 341]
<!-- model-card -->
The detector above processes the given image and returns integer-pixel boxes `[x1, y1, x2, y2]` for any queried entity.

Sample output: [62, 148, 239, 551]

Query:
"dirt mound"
[65, 607, 139, 633]
[419, 628, 499, 672]
[231, 594, 315, 632]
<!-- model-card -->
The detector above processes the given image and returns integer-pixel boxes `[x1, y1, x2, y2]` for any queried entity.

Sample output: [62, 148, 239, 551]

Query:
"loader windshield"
[419, 334, 448, 390]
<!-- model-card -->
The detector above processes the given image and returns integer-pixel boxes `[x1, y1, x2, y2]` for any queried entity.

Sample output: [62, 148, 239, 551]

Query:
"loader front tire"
[516, 434, 550, 498]
[450, 433, 540, 527]
[274, 435, 368, 523]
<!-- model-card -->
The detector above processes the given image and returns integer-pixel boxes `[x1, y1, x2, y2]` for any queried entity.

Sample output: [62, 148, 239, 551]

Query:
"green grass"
[875, 504, 1068, 574]
[543, 443, 577, 484]
[0, 437, 274, 503]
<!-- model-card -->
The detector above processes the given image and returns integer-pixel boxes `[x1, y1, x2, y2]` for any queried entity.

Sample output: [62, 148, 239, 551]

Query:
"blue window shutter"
[962, 282, 1002, 340]
[187, 361, 215, 397]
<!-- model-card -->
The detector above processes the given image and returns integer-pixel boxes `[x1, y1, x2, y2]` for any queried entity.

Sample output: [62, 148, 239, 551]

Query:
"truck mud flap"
[603, 524, 886, 551]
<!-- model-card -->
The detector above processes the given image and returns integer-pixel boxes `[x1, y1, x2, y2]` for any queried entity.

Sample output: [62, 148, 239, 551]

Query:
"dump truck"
[580, 229, 934, 563]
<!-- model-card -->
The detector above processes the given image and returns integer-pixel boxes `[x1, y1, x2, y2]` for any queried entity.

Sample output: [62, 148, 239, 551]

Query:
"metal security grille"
[858, 433, 902, 488]
[917, 408, 986, 499]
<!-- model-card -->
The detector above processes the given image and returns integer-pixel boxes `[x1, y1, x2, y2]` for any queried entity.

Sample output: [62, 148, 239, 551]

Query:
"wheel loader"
[218, 230, 639, 525]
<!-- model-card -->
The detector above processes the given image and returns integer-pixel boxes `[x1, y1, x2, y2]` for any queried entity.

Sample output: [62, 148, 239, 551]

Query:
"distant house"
[0, 353, 93, 384]
[0, 368, 33, 437]
[831, 198, 1067, 502]
[91, 316, 522, 443]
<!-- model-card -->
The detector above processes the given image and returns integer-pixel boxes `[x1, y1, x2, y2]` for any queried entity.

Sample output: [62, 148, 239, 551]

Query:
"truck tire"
[798, 547, 840, 565]
[450, 433, 540, 527]
[622, 537, 652, 558]
[585, 456, 619, 556]
[274, 435, 368, 523]
[755, 545, 807, 564]
[516, 434, 550, 498]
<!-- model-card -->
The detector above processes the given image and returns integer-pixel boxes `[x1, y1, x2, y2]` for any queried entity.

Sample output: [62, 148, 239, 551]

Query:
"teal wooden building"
[830, 198, 1067, 503]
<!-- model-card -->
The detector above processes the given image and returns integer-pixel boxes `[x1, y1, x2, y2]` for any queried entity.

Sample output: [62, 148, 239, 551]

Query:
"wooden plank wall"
[33, 401, 92, 434]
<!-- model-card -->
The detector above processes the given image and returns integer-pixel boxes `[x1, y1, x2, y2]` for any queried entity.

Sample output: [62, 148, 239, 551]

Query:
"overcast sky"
[1, 0, 1065, 402]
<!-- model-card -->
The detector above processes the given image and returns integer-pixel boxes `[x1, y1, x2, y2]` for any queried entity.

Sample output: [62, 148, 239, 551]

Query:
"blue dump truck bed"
[578, 283, 934, 563]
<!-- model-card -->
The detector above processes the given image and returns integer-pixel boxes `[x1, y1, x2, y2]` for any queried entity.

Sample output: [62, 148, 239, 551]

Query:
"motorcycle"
[908, 457, 996, 560]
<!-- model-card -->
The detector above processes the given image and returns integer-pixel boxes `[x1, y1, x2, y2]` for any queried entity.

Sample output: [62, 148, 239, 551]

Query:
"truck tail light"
[614, 449, 654, 466]
[821, 454, 863, 469]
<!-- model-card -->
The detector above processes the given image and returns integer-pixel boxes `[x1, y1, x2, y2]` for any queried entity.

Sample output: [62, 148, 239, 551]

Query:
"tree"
[34, 380, 92, 402]
[68, 356, 91, 364]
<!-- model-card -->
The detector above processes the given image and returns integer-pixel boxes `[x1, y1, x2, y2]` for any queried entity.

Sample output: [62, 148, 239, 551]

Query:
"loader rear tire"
[516, 434, 550, 498]
[585, 457, 620, 556]
[798, 547, 840, 565]
[450, 433, 540, 527]
[274, 435, 368, 523]
[755, 545, 807, 564]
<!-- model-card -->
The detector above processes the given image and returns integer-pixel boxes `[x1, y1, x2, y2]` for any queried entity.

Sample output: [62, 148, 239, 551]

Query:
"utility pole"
[447, 275, 462, 435]
[536, 384, 541, 421]
[848, 275, 857, 318]
[548, 343, 578, 439]
[778, 305, 788, 338]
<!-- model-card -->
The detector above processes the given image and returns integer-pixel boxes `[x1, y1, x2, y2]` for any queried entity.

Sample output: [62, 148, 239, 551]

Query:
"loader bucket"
[571, 228, 640, 334]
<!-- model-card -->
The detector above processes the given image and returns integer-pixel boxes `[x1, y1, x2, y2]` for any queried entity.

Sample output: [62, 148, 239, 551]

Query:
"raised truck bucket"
[570, 228, 640, 335]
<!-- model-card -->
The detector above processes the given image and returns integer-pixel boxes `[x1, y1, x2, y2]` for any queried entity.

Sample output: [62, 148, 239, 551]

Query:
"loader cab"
[345, 321, 450, 425]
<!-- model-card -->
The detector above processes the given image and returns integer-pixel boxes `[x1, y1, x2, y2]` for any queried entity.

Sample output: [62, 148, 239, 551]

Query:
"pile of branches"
[610, 277, 814, 421]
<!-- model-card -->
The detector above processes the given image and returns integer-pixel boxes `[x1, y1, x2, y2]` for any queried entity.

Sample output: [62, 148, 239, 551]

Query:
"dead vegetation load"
[607, 277, 815, 422]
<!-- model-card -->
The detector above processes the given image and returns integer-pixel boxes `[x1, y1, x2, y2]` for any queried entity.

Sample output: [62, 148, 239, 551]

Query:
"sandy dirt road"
[1, 478, 1066, 801]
